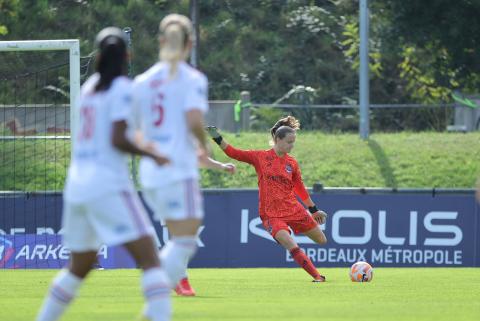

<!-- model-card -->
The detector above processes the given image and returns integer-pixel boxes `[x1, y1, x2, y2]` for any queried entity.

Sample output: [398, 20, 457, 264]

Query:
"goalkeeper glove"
[205, 126, 223, 145]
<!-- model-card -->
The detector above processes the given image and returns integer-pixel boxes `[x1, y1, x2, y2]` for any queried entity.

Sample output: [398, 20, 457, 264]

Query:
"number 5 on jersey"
[152, 93, 165, 127]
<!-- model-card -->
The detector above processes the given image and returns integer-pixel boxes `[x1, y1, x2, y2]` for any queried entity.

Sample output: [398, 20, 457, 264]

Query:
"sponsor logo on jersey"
[267, 175, 290, 186]
[167, 200, 181, 210]
[115, 224, 130, 234]
[285, 164, 292, 173]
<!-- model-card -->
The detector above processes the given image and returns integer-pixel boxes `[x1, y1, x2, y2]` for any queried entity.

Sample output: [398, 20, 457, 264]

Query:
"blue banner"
[1, 191, 478, 268]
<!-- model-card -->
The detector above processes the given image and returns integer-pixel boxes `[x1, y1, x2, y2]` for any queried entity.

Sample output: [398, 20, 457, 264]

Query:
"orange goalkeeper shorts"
[261, 214, 318, 238]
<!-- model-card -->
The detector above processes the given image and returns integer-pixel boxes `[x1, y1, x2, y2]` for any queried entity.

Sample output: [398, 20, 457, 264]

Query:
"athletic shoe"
[175, 277, 196, 296]
[312, 275, 326, 282]
[92, 262, 105, 270]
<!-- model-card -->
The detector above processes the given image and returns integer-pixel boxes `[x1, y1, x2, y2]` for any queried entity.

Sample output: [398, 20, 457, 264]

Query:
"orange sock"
[290, 247, 321, 279]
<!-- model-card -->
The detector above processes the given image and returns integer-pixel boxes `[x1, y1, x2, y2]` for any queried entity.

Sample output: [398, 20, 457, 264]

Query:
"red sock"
[290, 247, 321, 279]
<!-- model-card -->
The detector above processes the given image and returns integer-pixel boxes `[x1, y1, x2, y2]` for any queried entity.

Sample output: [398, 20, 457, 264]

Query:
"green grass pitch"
[1, 268, 478, 321]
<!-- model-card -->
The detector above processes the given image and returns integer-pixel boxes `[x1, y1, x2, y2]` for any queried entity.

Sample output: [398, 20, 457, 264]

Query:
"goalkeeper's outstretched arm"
[205, 126, 256, 164]
[205, 126, 228, 150]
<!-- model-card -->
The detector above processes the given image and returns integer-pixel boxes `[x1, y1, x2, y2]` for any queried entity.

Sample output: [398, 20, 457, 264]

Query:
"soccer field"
[1, 268, 478, 321]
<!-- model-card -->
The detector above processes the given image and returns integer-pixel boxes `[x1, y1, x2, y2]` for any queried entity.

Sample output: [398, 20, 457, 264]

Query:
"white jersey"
[64, 74, 134, 203]
[133, 61, 208, 188]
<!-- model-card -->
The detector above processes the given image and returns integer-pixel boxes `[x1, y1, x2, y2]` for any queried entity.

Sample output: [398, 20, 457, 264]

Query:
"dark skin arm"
[112, 120, 169, 165]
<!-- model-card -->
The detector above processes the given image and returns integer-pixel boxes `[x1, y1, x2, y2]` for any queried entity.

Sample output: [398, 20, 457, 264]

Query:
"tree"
[380, 0, 480, 97]
[0, 0, 20, 36]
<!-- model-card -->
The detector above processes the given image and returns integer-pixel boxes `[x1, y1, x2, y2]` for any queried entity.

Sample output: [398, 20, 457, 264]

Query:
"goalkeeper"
[206, 116, 328, 282]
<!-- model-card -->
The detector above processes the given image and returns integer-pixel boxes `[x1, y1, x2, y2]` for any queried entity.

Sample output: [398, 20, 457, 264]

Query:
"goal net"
[0, 40, 81, 193]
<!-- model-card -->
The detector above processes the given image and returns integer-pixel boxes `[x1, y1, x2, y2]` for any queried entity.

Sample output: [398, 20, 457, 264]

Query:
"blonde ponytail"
[159, 14, 194, 78]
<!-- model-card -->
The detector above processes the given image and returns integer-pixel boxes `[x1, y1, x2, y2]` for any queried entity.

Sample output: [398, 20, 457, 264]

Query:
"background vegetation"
[1, 0, 479, 105]
[1, 132, 479, 191]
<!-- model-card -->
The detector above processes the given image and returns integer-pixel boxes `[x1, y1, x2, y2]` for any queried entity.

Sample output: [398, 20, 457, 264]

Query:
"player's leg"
[293, 217, 327, 281]
[275, 229, 324, 281]
[274, 229, 298, 250]
[268, 217, 325, 282]
[303, 225, 327, 245]
[69, 251, 97, 277]
[144, 179, 203, 296]
[36, 203, 98, 321]
[89, 190, 171, 321]
[124, 236, 171, 321]
[163, 218, 201, 296]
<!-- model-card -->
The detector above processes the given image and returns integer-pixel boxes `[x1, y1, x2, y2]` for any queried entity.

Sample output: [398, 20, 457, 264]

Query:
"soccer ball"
[349, 261, 373, 282]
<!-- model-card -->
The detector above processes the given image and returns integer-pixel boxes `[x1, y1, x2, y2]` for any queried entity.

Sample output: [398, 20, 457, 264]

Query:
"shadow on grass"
[367, 139, 397, 188]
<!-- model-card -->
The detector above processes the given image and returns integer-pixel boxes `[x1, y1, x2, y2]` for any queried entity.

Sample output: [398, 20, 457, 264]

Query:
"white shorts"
[63, 190, 155, 252]
[143, 178, 204, 222]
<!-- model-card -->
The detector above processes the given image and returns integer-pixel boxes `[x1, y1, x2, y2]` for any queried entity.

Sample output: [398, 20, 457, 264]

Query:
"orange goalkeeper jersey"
[224, 144, 310, 219]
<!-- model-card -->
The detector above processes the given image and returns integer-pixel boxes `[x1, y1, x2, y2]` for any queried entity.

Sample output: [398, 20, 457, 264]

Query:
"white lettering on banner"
[11, 244, 100, 261]
[31, 245, 47, 259]
[37, 228, 55, 235]
[240, 208, 464, 247]
[332, 210, 372, 244]
[196, 226, 205, 247]
[424, 212, 463, 246]
[10, 228, 25, 235]
[97, 245, 107, 259]
[249, 217, 275, 242]
[371, 248, 462, 265]
[409, 211, 417, 245]
[0, 228, 62, 235]
[59, 247, 70, 259]
[286, 248, 367, 263]
[379, 211, 405, 245]
[45, 245, 60, 259]
[240, 209, 249, 243]
[15, 245, 28, 259]
[286, 247, 463, 265]
[15, 244, 66, 260]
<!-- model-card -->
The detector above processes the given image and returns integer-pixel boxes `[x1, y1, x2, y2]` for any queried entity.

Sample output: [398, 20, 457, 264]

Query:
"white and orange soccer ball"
[349, 261, 373, 282]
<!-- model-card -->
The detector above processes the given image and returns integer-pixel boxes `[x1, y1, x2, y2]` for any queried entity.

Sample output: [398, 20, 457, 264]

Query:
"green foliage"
[377, 0, 480, 98]
[0, 140, 69, 191]
[341, 21, 382, 78]
[249, 107, 285, 131]
[398, 46, 455, 103]
[0, 0, 20, 35]
[2, 1, 480, 131]
[199, 1, 357, 103]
